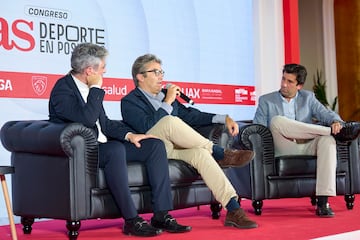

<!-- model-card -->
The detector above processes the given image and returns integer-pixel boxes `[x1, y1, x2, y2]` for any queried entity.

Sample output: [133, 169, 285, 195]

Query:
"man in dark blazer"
[48, 43, 191, 237]
[253, 63, 360, 217]
[120, 54, 258, 229]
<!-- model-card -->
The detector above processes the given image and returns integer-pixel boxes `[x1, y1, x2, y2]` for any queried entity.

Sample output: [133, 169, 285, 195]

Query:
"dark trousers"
[98, 138, 173, 219]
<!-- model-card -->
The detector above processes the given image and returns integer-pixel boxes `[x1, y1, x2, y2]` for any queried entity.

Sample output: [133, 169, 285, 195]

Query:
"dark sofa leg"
[66, 220, 81, 240]
[345, 194, 355, 210]
[310, 196, 317, 206]
[252, 200, 263, 215]
[21, 217, 34, 234]
[210, 203, 222, 219]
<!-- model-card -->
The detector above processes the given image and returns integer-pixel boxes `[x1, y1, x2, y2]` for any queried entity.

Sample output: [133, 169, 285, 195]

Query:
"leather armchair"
[230, 123, 360, 215]
[0, 120, 227, 240]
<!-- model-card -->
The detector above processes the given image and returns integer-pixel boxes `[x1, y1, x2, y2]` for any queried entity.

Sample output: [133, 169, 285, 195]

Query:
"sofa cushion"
[97, 159, 201, 189]
[275, 155, 317, 176]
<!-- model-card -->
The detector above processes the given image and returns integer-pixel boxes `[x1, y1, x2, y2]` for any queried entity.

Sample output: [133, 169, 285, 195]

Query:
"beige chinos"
[146, 115, 238, 207]
[270, 116, 337, 196]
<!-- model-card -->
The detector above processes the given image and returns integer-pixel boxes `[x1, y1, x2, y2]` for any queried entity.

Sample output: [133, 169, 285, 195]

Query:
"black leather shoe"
[316, 204, 335, 218]
[151, 214, 192, 233]
[123, 216, 162, 237]
[333, 121, 360, 142]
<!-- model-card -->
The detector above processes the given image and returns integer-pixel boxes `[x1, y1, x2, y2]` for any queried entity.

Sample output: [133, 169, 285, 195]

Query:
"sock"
[125, 215, 140, 224]
[153, 210, 168, 221]
[225, 197, 240, 212]
[317, 196, 328, 207]
[212, 145, 224, 161]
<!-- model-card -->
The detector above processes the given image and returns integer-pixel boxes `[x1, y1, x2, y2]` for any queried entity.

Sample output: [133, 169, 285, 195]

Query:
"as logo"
[32, 76, 47, 95]
[0, 17, 35, 51]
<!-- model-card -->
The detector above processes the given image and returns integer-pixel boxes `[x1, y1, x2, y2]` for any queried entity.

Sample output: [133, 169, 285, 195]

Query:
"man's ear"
[136, 73, 145, 83]
[297, 84, 304, 90]
[85, 66, 93, 76]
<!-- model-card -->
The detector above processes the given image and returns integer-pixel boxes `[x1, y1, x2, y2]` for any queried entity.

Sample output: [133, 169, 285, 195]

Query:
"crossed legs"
[146, 115, 238, 206]
[270, 115, 337, 196]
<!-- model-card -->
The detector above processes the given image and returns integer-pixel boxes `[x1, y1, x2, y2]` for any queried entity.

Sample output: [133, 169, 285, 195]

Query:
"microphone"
[165, 83, 194, 105]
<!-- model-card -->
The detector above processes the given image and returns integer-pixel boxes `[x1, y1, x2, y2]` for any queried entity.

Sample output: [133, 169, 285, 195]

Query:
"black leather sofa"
[0, 120, 232, 240]
[3, 119, 359, 239]
[229, 122, 360, 215]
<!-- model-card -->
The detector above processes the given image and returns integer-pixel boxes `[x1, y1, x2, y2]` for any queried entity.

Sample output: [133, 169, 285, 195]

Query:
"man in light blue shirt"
[253, 63, 360, 217]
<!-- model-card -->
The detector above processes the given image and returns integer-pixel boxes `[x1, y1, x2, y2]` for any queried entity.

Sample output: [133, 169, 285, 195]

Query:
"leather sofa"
[0, 120, 231, 240]
[228, 122, 360, 215]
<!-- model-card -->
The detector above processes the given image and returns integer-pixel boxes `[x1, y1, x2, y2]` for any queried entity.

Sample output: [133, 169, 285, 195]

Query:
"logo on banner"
[235, 88, 248, 102]
[0, 2, 107, 55]
[32, 76, 47, 95]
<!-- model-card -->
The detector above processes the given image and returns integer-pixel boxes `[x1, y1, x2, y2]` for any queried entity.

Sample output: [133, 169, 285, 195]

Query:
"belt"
[287, 138, 313, 144]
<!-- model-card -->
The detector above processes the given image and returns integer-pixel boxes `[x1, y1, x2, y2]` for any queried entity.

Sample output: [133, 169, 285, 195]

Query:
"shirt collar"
[138, 87, 165, 101]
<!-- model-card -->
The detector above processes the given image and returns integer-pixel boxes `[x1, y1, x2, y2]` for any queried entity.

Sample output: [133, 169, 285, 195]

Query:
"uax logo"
[0, 17, 35, 51]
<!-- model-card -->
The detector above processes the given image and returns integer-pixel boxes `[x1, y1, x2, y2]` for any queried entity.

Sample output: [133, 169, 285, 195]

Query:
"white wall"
[253, 0, 284, 100]
[299, 0, 338, 110]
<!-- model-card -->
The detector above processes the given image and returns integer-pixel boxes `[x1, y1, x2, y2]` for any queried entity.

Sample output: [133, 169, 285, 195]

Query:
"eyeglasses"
[140, 69, 165, 76]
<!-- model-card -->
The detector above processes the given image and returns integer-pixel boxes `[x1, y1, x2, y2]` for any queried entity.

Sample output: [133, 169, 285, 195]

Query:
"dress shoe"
[218, 149, 255, 168]
[333, 121, 360, 142]
[224, 208, 258, 229]
[151, 214, 192, 233]
[316, 203, 335, 218]
[123, 216, 162, 237]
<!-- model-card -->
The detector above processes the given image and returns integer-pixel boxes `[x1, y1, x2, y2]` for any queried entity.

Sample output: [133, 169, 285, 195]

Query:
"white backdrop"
[0, 0, 284, 225]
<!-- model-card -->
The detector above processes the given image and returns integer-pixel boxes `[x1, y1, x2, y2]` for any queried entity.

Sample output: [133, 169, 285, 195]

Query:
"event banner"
[0, 0, 257, 224]
[0, 0, 255, 117]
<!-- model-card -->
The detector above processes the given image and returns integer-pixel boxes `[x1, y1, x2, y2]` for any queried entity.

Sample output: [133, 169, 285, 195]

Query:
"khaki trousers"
[147, 115, 238, 207]
[270, 116, 337, 196]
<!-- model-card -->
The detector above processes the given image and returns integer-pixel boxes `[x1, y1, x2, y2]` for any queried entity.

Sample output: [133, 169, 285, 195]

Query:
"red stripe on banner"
[283, 0, 300, 64]
[0, 71, 255, 105]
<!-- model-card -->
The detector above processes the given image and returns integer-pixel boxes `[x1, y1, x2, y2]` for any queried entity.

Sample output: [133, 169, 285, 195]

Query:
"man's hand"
[331, 121, 343, 135]
[87, 73, 103, 87]
[127, 133, 159, 148]
[163, 84, 180, 105]
[225, 115, 239, 137]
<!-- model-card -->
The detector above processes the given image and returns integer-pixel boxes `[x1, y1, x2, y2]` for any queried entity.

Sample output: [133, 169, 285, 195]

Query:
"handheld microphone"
[165, 83, 194, 105]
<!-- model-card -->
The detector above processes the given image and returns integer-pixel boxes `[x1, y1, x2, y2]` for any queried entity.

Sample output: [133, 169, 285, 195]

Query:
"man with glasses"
[120, 54, 258, 229]
[49, 44, 191, 237]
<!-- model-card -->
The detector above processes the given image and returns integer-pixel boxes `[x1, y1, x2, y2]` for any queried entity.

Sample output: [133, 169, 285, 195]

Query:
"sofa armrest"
[1, 120, 97, 156]
[1, 120, 68, 156]
[237, 123, 276, 199]
[346, 138, 360, 193]
[1, 120, 99, 220]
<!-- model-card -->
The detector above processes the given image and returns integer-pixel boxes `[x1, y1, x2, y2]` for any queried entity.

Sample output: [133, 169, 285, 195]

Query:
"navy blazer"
[253, 90, 343, 127]
[49, 74, 133, 140]
[121, 87, 215, 133]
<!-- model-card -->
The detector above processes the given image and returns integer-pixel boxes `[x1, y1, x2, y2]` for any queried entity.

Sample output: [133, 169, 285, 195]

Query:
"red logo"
[32, 76, 47, 95]
[0, 18, 35, 51]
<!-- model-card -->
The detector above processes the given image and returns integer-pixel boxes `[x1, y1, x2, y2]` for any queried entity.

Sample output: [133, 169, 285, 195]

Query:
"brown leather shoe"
[225, 208, 258, 229]
[218, 149, 255, 168]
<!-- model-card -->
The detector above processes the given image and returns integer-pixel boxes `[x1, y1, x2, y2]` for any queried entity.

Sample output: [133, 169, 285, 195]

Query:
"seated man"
[253, 63, 360, 217]
[121, 54, 257, 229]
[49, 43, 191, 237]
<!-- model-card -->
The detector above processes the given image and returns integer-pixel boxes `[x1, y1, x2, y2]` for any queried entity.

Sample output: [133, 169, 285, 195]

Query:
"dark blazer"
[121, 87, 215, 133]
[253, 90, 343, 127]
[49, 74, 133, 140]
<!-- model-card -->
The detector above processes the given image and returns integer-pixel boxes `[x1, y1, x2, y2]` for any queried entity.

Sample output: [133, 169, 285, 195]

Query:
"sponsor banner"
[0, 71, 255, 105]
[164, 81, 255, 105]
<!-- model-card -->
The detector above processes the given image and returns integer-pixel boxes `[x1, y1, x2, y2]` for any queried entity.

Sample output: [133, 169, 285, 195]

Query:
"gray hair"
[70, 43, 108, 74]
[131, 54, 162, 87]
